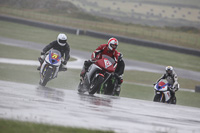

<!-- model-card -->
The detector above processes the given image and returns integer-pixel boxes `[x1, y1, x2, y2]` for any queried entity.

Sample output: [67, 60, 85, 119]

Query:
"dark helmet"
[118, 52, 123, 62]
[166, 66, 173, 75]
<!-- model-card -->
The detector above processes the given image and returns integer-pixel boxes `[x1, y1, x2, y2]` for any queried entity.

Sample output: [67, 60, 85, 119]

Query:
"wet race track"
[0, 80, 200, 133]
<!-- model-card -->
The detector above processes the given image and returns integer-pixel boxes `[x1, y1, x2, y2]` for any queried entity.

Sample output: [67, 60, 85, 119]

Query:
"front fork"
[41, 63, 58, 80]
[99, 73, 113, 94]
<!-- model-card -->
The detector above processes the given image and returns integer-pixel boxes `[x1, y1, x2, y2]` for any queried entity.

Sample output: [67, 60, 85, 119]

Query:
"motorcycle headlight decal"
[104, 59, 112, 68]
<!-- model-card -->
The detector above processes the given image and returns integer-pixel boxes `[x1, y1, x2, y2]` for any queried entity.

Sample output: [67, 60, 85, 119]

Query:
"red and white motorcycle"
[78, 55, 116, 95]
[153, 79, 176, 104]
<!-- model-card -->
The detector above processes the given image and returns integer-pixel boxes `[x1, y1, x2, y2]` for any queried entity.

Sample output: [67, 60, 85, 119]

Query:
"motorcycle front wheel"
[153, 94, 162, 102]
[39, 68, 53, 86]
[89, 75, 104, 95]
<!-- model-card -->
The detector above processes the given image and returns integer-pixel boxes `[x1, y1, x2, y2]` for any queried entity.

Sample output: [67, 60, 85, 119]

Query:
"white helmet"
[57, 33, 67, 46]
[108, 37, 118, 50]
[165, 66, 173, 75]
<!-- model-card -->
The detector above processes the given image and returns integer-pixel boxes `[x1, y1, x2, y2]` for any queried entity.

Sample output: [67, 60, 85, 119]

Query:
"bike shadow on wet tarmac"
[36, 85, 119, 108]
[36, 85, 65, 101]
[77, 92, 120, 107]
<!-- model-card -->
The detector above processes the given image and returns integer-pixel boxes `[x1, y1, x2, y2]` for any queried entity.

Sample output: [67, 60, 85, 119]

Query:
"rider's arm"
[91, 44, 105, 60]
[156, 74, 166, 83]
[42, 41, 54, 54]
[113, 50, 119, 69]
[172, 73, 178, 88]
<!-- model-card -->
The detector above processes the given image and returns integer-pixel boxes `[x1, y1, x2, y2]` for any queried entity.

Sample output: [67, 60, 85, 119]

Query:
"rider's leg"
[115, 77, 123, 96]
[37, 55, 45, 70]
[80, 60, 92, 78]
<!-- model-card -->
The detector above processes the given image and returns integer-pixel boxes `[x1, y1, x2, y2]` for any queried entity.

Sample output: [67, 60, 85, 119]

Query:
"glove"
[120, 79, 123, 84]
[91, 58, 97, 62]
[169, 87, 175, 92]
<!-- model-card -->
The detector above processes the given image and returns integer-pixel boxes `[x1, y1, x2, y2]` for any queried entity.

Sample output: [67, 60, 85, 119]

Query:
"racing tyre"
[153, 94, 161, 102]
[40, 68, 52, 86]
[89, 75, 104, 95]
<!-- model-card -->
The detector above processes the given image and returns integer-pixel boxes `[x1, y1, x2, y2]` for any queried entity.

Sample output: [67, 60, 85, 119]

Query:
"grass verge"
[0, 118, 113, 133]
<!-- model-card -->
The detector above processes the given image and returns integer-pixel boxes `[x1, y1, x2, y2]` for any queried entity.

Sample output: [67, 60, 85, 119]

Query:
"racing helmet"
[57, 33, 67, 46]
[165, 66, 173, 75]
[108, 37, 118, 50]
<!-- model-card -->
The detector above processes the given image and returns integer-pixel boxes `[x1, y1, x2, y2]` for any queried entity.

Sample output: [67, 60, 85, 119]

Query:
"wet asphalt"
[0, 80, 200, 133]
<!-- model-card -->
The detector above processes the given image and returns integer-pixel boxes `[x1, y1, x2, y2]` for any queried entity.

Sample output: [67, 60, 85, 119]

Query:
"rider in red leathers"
[80, 37, 119, 80]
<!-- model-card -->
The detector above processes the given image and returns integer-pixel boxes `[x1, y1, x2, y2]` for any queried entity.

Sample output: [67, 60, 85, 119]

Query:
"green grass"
[0, 44, 39, 60]
[0, 119, 113, 133]
[0, 20, 200, 72]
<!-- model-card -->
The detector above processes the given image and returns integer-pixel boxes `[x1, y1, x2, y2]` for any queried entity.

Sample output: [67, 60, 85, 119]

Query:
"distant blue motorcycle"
[39, 49, 65, 86]
[153, 79, 176, 104]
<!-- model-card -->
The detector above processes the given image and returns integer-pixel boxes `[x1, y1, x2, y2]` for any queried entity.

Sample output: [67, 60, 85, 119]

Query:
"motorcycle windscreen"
[95, 58, 115, 73]
[155, 79, 168, 91]
[49, 49, 61, 65]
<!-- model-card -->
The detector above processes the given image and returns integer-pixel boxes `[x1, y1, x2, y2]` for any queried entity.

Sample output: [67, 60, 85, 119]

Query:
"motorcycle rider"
[80, 37, 119, 80]
[154, 66, 179, 103]
[37, 33, 70, 71]
[113, 52, 125, 96]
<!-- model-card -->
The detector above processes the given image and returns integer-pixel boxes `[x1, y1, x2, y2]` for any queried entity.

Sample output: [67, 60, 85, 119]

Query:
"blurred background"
[0, 0, 200, 49]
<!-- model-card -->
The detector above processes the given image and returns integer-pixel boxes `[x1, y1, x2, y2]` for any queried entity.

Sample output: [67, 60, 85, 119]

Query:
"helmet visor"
[59, 39, 66, 44]
[166, 70, 172, 74]
[110, 44, 117, 49]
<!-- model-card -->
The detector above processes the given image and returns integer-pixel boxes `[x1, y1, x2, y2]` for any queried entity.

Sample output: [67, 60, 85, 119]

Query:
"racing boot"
[114, 84, 121, 96]
[170, 90, 176, 104]
[37, 66, 41, 71]
[59, 64, 67, 71]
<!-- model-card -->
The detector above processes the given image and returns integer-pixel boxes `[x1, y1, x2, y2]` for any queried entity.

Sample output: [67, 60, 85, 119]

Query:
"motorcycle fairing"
[163, 91, 171, 102]
[40, 49, 61, 80]
[104, 59, 112, 69]
[156, 81, 169, 90]
[47, 50, 61, 66]
[154, 79, 169, 91]
[85, 64, 102, 84]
